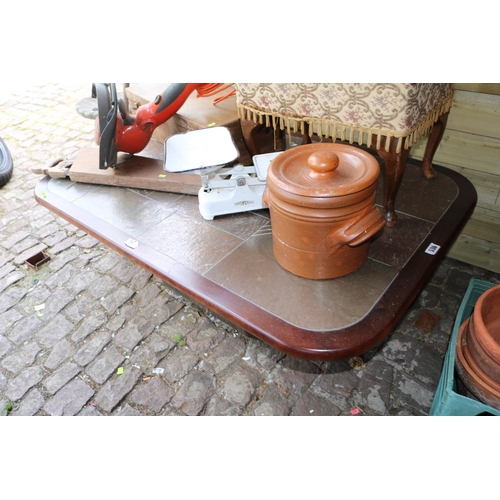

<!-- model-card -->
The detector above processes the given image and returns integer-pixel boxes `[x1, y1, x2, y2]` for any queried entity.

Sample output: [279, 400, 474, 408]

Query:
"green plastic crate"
[429, 278, 500, 416]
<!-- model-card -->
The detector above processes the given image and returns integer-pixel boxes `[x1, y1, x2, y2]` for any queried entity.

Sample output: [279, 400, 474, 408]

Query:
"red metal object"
[93, 83, 235, 169]
[116, 83, 202, 154]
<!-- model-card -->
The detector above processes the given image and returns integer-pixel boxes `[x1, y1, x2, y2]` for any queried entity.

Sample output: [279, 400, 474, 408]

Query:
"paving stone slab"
[138, 296, 185, 328]
[85, 345, 125, 385]
[251, 383, 291, 416]
[113, 323, 146, 352]
[44, 263, 78, 290]
[275, 356, 321, 403]
[161, 406, 185, 416]
[23, 286, 52, 314]
[92, 253, 120, 273]
[198, 335, 246, 376]
[44, 338, 75, 370]
[38, 288, 74, 322]
[220, 363, 264, 407]
[291, 390, 342, 416]
[43, 378, 94, 416]
[88, 275, 120, 299]
[44, 361, 82, 395]
[71, 310, 107, 342]
[312, 363, 361, 409]
[10, 388, 45, 416]
[35, 222, 61, 240]
[63, 295, 98, 324]
[0, 263, 17, 281]
[74, 250, 104, 269]
[94, 365, 143, 413]
[170, 370, 216, 415]
[186, 318, 225, 355]
[130, 377, 174, 412]
[49, 236, 79, 255]
[1, 341, 41, 374]
[114, 404, 141, 416]
[134, 282, 161, 309]
[74, 330, 112, 366]
[393, 371, 436, 415]
[65, 269, 100, 295]
[101, 285, 135, 315]
[129, 269, 153, 290]
[78, 405, 103, 416]
[157, 346, 200, 383]
[48, 248, 81, 272]
[147, 333, 174, 358]
[352, 360, 394, 415]
[1, 230, 31, 250]
[0, 286, 28, 314]
[129, 316, 159, 340]
[43, 230, 68, 248]
[6, 366, 43, 401]
[204, 395, 242, 416]
[111, 259, 142, 283]
[157, 309, 200, 341]
[75, 235, 99, 249]
[377, 335, 443, 389]
[0, 271, 25, 294]
[0, 334, 12, 358]
[35, 314, 75, 349]
[0, 309, 23, 336]
[114, 303, 139, 322]
[7, 314, 43, 345]
[129, 345, 160, 373]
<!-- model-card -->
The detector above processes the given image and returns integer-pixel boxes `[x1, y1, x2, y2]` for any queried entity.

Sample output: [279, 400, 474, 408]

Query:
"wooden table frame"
[35, 160, 476, 361]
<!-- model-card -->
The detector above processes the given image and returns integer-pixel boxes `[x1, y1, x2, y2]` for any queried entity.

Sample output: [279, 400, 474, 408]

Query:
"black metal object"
[92, 83, 118, 170]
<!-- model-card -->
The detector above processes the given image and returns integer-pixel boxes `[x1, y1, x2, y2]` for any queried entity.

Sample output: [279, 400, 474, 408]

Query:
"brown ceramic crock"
[263, 143, 385, 279]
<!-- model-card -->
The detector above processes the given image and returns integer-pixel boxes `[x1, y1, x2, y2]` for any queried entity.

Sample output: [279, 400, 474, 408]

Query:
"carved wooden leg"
[375, 136, 411, 228]
[240, 119, 286, 157]
[301, 123, 312, 145]
[422, 111, 449, 179]
[240, 119, 263, 157]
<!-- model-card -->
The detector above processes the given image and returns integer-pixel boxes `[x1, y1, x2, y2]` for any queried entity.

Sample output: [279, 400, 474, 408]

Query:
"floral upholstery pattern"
[235, 83, 454, 152]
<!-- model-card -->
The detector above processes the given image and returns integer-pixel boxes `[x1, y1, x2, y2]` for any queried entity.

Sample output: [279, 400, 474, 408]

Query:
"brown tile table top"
[35, 157, 477, 361]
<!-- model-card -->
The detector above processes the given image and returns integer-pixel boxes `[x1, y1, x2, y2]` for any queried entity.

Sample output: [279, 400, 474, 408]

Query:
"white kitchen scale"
[164, 127, 282, 220]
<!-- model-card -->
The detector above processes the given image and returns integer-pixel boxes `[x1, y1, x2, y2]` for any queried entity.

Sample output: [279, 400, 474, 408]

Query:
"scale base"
[198, 183, 267, 220]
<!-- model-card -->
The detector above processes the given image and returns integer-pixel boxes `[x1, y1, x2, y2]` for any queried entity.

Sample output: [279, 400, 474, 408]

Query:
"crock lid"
[268, 143, 380, 198]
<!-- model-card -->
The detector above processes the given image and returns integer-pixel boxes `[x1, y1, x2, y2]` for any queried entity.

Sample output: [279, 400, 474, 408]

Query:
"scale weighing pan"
[164, 127, 239, 174]
[253, 151, 282, 181]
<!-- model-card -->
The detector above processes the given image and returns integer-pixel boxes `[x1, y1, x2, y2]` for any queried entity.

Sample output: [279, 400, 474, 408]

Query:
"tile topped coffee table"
[35, 148, 476, 361]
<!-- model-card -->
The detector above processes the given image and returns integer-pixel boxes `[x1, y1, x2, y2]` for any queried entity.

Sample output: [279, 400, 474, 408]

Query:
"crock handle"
[262, 188, 269, 208]
[344, 206, 386, 247]
[330, 206, 386, 250]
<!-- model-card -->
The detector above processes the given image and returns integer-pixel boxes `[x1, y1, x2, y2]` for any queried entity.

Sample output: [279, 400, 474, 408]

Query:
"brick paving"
[1, 83, 500, 416]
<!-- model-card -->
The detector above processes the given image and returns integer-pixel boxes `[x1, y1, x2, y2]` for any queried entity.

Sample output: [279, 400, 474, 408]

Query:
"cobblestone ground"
[1, 83, 500, 416]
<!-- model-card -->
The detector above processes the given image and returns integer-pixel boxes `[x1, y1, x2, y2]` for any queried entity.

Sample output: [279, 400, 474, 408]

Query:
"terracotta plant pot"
[471, 284, 500, 365]
[455, 318, 500, 411]
[462, 342, 500, 393]
[263, 143, 385, 279]
[466, 313, 500, 385]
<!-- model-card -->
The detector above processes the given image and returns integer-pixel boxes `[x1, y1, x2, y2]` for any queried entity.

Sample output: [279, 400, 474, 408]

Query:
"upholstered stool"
[235, 83, 454, 226]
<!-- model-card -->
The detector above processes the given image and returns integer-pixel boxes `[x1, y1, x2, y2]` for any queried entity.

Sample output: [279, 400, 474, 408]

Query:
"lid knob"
[307, 151, 339, 178]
